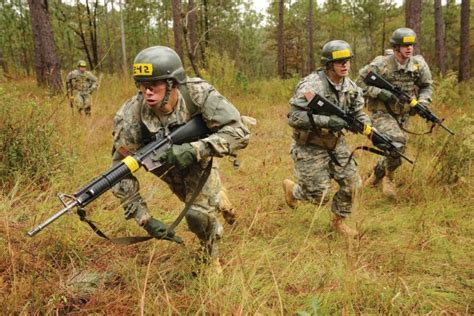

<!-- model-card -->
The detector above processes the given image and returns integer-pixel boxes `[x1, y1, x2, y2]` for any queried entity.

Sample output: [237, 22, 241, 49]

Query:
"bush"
[0, 87, 68, 188]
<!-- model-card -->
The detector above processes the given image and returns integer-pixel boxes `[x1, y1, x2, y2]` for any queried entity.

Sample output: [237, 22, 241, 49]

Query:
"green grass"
[0, 75, 472, 314]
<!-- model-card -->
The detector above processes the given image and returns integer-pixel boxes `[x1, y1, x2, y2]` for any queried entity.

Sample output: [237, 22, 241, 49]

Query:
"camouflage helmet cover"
[321, 40, 354, 65]
[390, 28, 416, 46]
[77, 60, 87, 67]
[132, 46, 186, 83]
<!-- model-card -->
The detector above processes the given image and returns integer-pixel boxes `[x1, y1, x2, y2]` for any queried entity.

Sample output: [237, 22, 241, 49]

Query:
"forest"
[0, 0, 473, 314]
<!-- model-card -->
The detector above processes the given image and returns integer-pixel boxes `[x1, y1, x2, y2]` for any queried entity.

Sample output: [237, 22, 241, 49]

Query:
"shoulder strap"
[178, 82, 199, 116]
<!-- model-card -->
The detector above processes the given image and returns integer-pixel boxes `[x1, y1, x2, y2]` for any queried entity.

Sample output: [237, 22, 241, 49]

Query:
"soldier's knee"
[185, 209, 222, 242]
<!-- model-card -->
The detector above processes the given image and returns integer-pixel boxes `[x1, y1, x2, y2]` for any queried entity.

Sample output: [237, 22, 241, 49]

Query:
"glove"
[378, 89, 397, 103]
[143, 217, 183, 244]
[161, 143, 197, 170]
[327, 116, 348, 132]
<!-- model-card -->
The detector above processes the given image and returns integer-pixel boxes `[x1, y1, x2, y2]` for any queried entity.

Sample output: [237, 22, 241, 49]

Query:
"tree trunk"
[27, 0, 62, 93]
[405, 0, 422, 54]
[434, 0, 446, 76]
[119, 0, 127, 74]
[307, 0, 314, 74]
[172, 0, 185, 63]
[184, 0, 201, 77]
[277, 0, 285, 78]
[458, 0, 470, 81]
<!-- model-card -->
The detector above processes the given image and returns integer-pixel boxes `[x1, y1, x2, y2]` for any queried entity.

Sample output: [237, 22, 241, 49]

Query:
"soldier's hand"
[161, 143, 197, 170]
[327, 116, 348, 132]
[143, 217, 183, 244]
[378, 89, 397, 103]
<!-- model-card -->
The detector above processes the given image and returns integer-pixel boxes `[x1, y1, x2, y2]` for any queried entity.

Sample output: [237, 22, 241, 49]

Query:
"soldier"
[282, 40, 371, 238]
[66, 60, 98, 116]
[357, 28, 433, 199]
[111, 46, 250, 270]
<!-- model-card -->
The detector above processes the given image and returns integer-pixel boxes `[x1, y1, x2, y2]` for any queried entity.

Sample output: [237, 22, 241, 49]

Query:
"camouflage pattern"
[66, 69, 98, 115]
[357, 54, 433, 174]
[287, 70, 370, 217]
[111, 77, 250, 256]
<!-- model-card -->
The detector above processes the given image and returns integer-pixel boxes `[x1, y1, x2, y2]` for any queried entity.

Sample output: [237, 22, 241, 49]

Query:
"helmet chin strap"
[157, 79, 175, 111]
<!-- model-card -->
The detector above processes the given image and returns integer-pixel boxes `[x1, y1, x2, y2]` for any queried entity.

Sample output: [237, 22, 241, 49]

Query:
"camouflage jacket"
[357, 54, 433, 114]
[288, 70, 370, 132]
[66, 69, 97, 94]
[112, 77, 250, 164]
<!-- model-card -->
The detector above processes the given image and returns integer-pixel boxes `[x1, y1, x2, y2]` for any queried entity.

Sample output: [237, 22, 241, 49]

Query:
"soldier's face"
[138, 81, 177, 113]
[79, 67, 86, 73]
[332, 59, 351, 78]
[398, 44, 413, 58]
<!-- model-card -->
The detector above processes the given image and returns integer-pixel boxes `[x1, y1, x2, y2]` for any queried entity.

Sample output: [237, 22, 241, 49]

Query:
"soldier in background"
[66, 60, 97, 116]
[357, 28, 433, 199]
[282, 40, 371, 238]
[111, 46, 250, 271]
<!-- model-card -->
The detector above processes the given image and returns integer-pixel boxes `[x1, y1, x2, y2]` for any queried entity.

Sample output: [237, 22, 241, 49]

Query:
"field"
[0, 73, 473, 314]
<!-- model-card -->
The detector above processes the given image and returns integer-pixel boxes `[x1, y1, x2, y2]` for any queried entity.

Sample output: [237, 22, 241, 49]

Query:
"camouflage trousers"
[72, 92, 92, 115]
[371, 111, 408, 177]
[114, 158, 226, 257]
[290, 138, 362, 218]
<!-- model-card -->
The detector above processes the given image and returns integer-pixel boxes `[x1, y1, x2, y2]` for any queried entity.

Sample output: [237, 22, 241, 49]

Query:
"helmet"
[321, 40, 353, 65]
[390, 28, 416, 46]
[77, 60, 87, 67]
[132, 46, 186, 83]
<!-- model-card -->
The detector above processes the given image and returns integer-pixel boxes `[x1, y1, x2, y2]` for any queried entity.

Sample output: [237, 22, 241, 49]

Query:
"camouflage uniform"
[66, 69, 98, 115]
[357, 54, 432, 176]
[111, 77, 250, 256]
[288, 70, 370, 217]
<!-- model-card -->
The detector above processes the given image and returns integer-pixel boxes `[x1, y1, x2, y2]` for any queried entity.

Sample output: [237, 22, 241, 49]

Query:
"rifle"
[307, 94, 414, 164]
[28, 115, 211, 237]
[364, 71, 455, 135]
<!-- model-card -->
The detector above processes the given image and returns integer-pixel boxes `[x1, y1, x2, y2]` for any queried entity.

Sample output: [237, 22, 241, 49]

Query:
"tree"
[405, 0, 422, 54]
[434, 0, 446, 76]
[458, 0, 470, 81]
[307, 0, 315, 73]
[172, 0, 184, 63]
[183, 0, 201, 76]
[27, 0, 62, 93]
[277, 0, 285, 78]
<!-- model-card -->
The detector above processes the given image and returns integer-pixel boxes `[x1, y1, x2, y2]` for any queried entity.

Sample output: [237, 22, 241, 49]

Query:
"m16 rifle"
[307, 94, 414, 164]
[364, 71, 455, 135]
[28, 115, 211, 238]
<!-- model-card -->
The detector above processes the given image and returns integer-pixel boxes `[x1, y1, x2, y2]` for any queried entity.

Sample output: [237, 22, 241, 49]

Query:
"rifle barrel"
[27, 200, 78, 237]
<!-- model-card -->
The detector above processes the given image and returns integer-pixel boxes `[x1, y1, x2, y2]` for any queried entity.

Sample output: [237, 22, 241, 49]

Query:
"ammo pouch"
[293, 129, 340, 150]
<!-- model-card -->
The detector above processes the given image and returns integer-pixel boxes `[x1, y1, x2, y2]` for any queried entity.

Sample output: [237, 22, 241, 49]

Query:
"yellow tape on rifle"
[410, 98, 418, 107]
[122, 156, 140, 172]
[363, 124, 373, 136]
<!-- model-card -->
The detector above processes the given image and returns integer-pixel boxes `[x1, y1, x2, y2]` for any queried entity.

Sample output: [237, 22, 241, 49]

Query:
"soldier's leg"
[329, 139, 361, 237]
[162, 159, 223, 259]
[367, 112, 407, 192]
[84, 94, 92, 116]
[73, 93, 84, 115]
[291, 144, 332, 206]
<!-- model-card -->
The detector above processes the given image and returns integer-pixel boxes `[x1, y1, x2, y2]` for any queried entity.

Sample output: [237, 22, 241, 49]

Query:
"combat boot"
[219, 190, 236, 225]
[282, 179, 298, 209]
[382, 170, 397, 200]
[364, 170, 383, 187]
[331, 214, 358, 238]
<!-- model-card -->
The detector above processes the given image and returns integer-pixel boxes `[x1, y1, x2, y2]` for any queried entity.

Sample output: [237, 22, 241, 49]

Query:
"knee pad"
[185, 209, 222, 242]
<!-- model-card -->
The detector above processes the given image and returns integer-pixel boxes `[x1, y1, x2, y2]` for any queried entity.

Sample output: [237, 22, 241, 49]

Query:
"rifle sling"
[383, 102, 434, 136]
[76, 158, 213, 246]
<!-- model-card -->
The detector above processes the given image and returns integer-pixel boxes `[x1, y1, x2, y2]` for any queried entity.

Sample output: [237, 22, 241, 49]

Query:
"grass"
[0, 74, 472, 314]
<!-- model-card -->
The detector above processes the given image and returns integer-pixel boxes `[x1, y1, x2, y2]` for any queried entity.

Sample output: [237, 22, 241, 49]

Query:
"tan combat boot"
[219, 190, 236, 225]
[382, 170, 397, 200]
[282, 179, 298, 209]
[331, 214, 358, 238]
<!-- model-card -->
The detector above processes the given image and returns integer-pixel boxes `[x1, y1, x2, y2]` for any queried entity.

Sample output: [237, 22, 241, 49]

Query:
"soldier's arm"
[88, 72, 98, 93]
[415, 57, 433, 108]
[356, 58, 386, 99]
[350, 87, 371, 125]
[189, 84, 250, 161]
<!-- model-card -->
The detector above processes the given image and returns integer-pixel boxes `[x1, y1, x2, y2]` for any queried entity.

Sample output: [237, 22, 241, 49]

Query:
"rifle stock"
[364, 71, 454, 135]
[28, 115, 211, 237]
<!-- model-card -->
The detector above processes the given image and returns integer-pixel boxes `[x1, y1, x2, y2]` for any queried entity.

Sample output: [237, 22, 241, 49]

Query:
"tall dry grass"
[0, 71, 472, 314]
